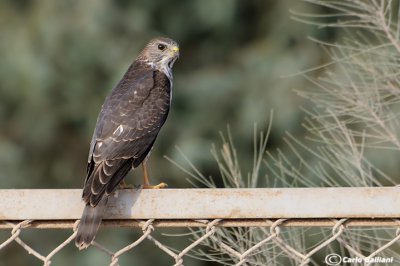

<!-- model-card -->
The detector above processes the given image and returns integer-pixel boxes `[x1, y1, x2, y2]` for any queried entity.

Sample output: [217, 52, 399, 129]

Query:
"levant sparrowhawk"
[75, 37, 179, 249]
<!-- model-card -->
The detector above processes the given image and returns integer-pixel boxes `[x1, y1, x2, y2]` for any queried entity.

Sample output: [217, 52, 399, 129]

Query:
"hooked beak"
[169, 45, 179, 58]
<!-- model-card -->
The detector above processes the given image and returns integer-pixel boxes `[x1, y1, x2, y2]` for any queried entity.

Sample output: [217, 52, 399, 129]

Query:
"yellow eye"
[158, 43, 166, 51]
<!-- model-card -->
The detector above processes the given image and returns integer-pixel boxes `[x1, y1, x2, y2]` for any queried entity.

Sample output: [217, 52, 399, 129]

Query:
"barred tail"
[75, 196, 108, 249]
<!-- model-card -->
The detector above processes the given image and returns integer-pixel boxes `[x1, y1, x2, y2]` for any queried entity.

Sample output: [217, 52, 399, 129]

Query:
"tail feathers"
[75, 196, 108, 250]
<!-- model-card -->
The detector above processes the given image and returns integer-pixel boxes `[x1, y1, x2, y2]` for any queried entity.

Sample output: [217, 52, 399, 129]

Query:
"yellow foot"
[140, 182, 168, 189]
[119, 180, 134, 189]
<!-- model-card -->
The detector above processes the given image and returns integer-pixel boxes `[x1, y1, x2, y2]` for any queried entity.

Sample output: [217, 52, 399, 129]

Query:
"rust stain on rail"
[1, 188, 400, 220]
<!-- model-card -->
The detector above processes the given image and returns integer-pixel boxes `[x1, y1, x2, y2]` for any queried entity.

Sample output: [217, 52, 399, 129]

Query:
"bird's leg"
[119, 179, 134, 189]
[141, 162, 167, 189]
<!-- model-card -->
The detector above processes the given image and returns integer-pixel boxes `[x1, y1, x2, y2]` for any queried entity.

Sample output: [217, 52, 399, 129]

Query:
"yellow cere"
[172, 46, 179, 52]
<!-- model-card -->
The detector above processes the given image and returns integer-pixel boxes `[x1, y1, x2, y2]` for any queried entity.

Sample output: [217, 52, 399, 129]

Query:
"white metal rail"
[1, 187, 399, 228]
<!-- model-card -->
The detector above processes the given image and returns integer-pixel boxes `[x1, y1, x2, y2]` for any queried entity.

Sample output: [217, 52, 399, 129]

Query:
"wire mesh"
[1, 218, 399, 266]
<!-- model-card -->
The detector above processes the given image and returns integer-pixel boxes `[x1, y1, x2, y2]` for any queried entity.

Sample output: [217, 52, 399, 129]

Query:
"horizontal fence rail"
[1, 187, 400, 220]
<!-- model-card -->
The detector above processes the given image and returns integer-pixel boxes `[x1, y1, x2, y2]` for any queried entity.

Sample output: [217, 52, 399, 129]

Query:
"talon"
[140, 182, 168, 189]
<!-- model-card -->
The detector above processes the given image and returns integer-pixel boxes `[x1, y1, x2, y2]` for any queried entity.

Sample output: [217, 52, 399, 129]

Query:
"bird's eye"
[158, 43, 166, 50]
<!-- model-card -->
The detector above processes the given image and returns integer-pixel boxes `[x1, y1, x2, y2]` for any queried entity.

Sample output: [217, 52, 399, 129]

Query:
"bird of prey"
[75, 37, 179, 249]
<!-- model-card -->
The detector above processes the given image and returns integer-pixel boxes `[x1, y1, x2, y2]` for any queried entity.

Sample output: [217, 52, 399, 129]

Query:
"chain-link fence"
[1, 188, 400, 265]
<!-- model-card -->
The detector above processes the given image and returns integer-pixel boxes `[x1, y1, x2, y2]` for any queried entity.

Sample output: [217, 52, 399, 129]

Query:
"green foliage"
[0, 0, 323, 191]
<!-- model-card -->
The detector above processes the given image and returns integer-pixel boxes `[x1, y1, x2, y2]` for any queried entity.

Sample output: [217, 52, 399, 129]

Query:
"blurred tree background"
[0, 0, 333, 265]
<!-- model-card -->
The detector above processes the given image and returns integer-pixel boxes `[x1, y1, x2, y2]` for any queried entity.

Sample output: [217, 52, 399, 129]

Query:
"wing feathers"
[83, 158, 133, 206]
[83, 69, 170, 206]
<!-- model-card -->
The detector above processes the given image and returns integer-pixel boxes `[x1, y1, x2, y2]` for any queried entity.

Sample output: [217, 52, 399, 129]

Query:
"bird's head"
[138, 37, 180, 74]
